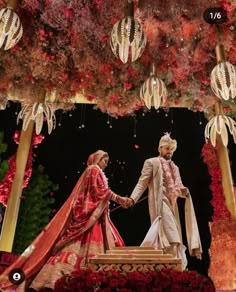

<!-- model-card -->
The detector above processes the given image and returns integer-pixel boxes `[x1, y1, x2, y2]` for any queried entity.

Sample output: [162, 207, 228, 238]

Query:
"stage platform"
[88, 246, 182, 272]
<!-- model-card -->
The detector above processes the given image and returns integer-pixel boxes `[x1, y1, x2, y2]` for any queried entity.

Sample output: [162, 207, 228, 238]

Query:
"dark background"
[0, 101, 236, 277]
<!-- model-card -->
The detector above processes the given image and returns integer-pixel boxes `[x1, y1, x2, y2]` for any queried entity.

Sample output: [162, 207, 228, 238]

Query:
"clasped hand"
[120, 197, 134, 208]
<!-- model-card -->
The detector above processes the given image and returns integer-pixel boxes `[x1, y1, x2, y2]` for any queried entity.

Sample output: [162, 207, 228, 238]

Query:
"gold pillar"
[214, 102, 236, 218]
[0, 121, 34, 251]
[6, 0, 17, 10]
[213, 44, 236, 218]
[0, 89, 46, 251]
[216, 139, 236, 218]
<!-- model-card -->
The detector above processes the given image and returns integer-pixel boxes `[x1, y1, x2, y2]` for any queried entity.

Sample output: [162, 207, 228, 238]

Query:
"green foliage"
[0, 160, 9, 182]
[13, 164, 59, 254]
[0, 131, 9, 182]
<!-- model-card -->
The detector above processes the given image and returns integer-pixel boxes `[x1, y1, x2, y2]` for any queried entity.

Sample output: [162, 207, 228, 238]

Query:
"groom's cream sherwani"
[130, 157, 202, 269]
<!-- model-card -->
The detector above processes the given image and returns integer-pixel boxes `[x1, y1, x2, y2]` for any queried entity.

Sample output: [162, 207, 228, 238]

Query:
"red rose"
[108, 278, 119, 288]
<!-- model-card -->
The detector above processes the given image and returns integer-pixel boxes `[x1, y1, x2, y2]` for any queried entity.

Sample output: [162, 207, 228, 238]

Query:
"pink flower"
[99, 34, 108, 42]
[64, 7, 73, 19]
[61, 72, 68, 82]
[124, 82, 132, 90]
[201, 79, 211, 85]
[110, 95, 119, 102]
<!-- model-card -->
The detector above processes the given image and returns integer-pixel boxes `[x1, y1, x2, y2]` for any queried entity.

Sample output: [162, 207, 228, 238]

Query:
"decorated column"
[205, 43, 236, 290]
[214, 44, 236, 219]
[0, 121, 34, 251]
[215, 136, 236, 218]
[0, 89, 46, 252]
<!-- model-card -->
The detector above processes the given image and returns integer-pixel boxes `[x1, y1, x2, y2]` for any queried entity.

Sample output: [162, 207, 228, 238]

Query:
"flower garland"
[0, 130, 44, 206]
[54, 268, 215, 291]
[201, 142, 230, 221]
[159, 157, 183, 207]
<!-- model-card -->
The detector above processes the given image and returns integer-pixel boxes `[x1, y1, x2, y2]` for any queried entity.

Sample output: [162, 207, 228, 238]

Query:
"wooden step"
[113, 246, 155, 250]
[88, 246, 182, 272]
[106, 249, 163, 255]
[91, 254, 179, 263]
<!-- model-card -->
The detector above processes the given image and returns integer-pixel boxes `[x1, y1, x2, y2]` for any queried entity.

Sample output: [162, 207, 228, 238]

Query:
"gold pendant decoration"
[17, 102, 56, 135]
[0, 0, 23, 50]
[110, 0, 146, 63]
[140, 63, 167, 109]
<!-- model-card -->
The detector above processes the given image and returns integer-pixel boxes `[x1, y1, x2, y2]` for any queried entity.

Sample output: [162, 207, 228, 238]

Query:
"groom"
[125, 133, 202, 269]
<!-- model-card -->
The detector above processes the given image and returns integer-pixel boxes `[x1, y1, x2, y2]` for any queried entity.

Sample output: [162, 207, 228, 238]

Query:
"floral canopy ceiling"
[0, 0, 236, 117]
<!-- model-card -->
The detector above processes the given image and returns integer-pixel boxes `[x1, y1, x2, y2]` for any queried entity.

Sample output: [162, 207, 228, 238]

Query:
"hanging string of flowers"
[201, 142, 230, 221]
[0, 130, 44, 206]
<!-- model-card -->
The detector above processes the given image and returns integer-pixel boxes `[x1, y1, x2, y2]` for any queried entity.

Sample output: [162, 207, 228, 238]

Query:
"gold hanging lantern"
[110, 0, 146, 63]
[0, 0, 23, 50]
[210, 44, 236, 101]
[140, 63, 167, 109]
[204, 102, 236, 147]
[17, 102, 56, 135]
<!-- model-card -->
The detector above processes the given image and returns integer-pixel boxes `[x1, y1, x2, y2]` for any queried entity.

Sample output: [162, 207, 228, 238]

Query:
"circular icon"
[8, 268, 25, 285]
[203, 7, 227, 24]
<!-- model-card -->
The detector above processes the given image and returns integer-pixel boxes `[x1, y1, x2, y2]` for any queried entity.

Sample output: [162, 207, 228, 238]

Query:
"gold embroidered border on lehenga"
[27, 240, 106, 291]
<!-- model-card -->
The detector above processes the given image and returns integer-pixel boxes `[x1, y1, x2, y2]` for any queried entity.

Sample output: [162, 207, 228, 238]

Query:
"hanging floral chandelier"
[110, 0, 146, 63]
[0, 0, 23, 50]
[140, 63, 167, 109]
[205, 103, 236, 147]
[210, 44, 236, 101]
[206, 42, 236, 147]
[17, 102, 56, 135]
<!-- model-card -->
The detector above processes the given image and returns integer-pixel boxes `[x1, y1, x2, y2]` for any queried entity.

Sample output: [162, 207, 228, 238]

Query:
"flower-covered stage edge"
[202, 142, 236, 290]
[54, 268, 215, 292]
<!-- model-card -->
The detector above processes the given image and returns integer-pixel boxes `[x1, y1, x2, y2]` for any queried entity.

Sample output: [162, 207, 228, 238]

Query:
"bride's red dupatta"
[0, 166, 112, 289]
[0, 150, 121, 290]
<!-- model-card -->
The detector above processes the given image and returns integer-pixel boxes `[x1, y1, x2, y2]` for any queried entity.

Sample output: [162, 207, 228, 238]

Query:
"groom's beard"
[163, 153, 172, 160]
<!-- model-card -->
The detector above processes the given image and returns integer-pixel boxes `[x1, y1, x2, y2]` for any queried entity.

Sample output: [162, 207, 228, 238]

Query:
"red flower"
[119, 277, 127, 287]
[86, 95, 95, 101]
[64, 7, 73, 19]
[99, 34, 108, 42]
[110, 95, 119, 102]
[108, 278, 119, 288]
[124, 82, 132, 90]
[201, 142, 231, 221]
[201, 79, 211, 85]
[54, 268, 214, 291]
[27, 75, 35, 83]
[61, 73, 68, 82]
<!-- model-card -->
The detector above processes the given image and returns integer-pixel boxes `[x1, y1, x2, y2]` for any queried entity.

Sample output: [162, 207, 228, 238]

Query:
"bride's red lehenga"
[0, 151, 124, 291]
